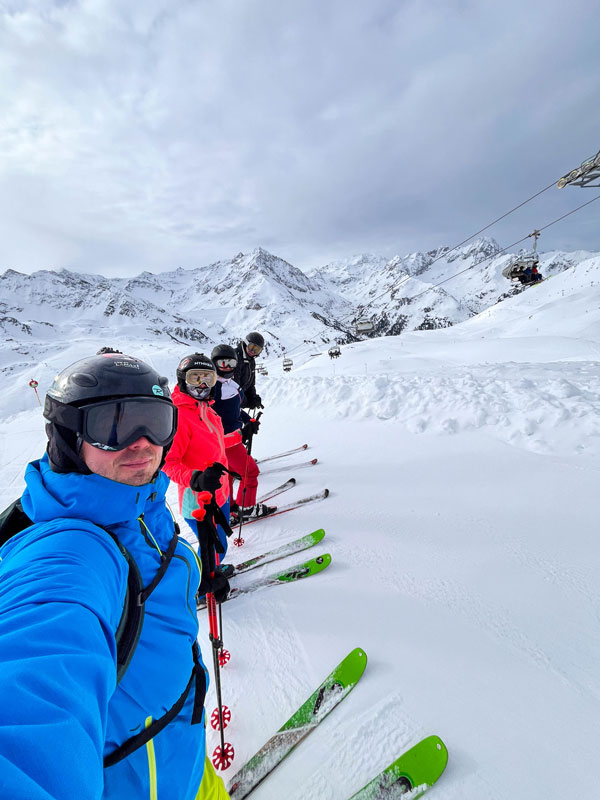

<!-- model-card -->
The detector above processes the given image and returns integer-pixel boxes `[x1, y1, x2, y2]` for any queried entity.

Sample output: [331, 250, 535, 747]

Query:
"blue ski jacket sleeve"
[0, 455, 208, 800]
[0, 520, 127, 799]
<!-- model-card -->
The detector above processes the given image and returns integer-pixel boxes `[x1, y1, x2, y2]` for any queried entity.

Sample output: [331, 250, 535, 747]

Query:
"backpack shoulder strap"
[99, 528, 145, 685]
[0, 497, 145, 686]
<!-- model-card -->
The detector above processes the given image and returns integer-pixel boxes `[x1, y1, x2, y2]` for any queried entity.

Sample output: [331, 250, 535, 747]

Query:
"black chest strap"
[104, 642, 206, 768]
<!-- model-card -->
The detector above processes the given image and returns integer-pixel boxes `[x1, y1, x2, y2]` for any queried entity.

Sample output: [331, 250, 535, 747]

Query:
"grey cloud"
[0, 0, 599, 276]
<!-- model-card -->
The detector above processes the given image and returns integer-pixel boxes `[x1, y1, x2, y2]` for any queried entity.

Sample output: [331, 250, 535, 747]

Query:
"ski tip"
[310, 458, 318, 464]
[324, 488, 330, 497]
[425, 734, 449, 770]
[349, 647, 368, 669]
[336, 647, 368, 683]
[311, 528, 326, 539]
[290, 477, 297, 484]
[307, 552, 332, 574]
[302, 443, 308, 449]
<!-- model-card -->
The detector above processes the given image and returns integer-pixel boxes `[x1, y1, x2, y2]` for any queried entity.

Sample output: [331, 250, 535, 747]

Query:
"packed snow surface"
[0, 261, 599, 798]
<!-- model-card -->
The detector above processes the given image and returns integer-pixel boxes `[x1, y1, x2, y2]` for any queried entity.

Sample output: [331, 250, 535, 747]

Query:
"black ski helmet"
[96, 346, 123, 355]
[44, 353, 173, 474]
[245, 331, 264, 349]
[211, 344, 237, 376]
[176, 353, 216, 393]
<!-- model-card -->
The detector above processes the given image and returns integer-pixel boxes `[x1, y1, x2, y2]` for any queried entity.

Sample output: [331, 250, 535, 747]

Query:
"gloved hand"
[198, 566, 230, 604]
[241, 417, 260, 444]
[190, 463, 226, 494]
[253, 395, 263, 409]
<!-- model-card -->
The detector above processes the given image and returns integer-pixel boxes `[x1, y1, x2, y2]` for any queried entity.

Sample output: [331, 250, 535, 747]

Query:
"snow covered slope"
[0, 247, 598, 798]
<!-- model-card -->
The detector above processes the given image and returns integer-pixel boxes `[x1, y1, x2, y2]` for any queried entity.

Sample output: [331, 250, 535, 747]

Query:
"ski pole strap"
[104, 642, 206, 767]
[221, 464, 241, 481]
[209, 497, 234, 540]
[195, 513, 225, 556]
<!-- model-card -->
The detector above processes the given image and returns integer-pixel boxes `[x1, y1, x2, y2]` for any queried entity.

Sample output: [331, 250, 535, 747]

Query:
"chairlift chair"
[355, 319, 374, 334]
[328, 346, 341, 359]
[502, 230, 543, 285]
[282, 357, 293, 372]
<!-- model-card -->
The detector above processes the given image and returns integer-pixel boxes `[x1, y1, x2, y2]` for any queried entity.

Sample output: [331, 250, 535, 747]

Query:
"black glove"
[241, 417, 260, 444]
[190, 463, 226, 494]
[253, 395, 263, 409]
[198, 566, 230, 604]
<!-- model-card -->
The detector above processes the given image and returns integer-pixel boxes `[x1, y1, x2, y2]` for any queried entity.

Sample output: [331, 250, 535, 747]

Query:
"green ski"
[348, 735, 448, 799]
[228, 647, 368, 799]
[233, 529, 326, 575]
[197, 553, 332, 608]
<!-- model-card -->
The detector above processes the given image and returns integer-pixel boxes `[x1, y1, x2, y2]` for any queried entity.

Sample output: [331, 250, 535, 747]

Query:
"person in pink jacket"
[163, 353, 240, 593]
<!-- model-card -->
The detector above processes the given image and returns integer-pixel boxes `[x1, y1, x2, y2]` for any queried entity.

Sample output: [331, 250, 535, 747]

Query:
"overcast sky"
[1, 0, 599, 278]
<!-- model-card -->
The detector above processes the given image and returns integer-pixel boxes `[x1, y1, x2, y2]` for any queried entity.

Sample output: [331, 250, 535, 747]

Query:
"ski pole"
[233, 412, 261, 547]
[217, 601, 230, 666]
[212, 547, 231, 668]
[207, 590, 234, 770]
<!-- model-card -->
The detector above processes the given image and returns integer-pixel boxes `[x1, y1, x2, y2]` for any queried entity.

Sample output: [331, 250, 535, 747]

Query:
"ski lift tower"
[557, 148, 600, 189]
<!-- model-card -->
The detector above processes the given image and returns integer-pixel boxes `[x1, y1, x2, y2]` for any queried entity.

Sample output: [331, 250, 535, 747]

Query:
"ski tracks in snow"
[207, 594, 313, 780]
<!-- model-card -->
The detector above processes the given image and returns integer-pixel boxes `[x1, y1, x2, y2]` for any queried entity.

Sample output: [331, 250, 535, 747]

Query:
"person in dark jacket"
[0, 353, 230, 800]
[210, 344, 274, 522]
[233, 331, 265, 410]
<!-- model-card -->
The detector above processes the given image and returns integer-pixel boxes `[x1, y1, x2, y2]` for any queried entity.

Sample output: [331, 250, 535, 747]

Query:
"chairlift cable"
[383, 192, 600, 306]
[339, 176, 562, 326]
[531, 192, 600, 233]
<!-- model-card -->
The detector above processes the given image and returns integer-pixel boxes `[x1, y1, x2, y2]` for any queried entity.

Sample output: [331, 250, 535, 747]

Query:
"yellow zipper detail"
[180, 539, 202, 573]
[145, 716, 158, 800]
[138, 516, 164, 557]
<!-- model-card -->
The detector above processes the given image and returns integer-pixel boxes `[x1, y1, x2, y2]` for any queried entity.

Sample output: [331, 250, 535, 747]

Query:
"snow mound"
[262, 362, 600, 458]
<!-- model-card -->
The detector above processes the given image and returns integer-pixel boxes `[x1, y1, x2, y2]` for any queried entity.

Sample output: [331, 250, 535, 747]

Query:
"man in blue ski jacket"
[0, 353, 230, 799]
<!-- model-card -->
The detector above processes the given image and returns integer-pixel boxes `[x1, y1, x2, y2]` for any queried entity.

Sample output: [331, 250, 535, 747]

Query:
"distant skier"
[0, 353, 230, 800]
[234, 331, 265, 410]
[531, 264, 543, 283]
[211, 344, 274, 524]
[163, 353, 236, 588]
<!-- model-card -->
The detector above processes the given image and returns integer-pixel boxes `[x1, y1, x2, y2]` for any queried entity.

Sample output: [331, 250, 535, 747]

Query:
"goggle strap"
[53, 425, 92, 474]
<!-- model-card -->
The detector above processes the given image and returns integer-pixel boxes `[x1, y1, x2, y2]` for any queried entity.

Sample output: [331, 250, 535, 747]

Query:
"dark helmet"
[176, 352, 216, 393]
[211, 344, 237, 376]
[44, 353, 173, 474]
[245, 331, 264, 348]
[96, 346, 123, 355]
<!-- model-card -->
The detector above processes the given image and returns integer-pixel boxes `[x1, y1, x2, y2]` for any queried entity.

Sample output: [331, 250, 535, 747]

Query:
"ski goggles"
[245, 343, 263, 356]
[214, 358, 237, 370]
[75, 397, 178, 451]
[185, 369, 217, 387]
